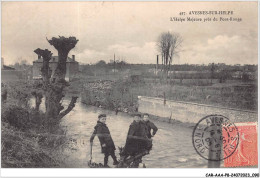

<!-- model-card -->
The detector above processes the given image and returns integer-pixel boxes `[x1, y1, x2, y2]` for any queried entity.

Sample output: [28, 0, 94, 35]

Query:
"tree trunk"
[33, 92, 43, 111]
[34, 48, 52, 88]
[161, 54, 163, 71]
[34, 36, 79, 132]
[53, 50, 69, 82]
[44, 87, 64, 131]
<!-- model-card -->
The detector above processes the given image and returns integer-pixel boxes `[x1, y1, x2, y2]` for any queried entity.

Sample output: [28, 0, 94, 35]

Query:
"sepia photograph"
[1, 1, 259, 177]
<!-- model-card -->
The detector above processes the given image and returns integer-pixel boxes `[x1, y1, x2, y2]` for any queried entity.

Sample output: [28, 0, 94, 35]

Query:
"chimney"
[72, 55, 75, 61]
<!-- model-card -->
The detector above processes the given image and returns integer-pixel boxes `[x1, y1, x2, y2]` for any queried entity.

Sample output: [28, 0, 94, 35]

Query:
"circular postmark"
[192, 115, 239, 161]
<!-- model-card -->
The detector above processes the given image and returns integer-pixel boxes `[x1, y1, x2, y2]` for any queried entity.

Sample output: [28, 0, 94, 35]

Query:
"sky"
[1, 1, 258, 65]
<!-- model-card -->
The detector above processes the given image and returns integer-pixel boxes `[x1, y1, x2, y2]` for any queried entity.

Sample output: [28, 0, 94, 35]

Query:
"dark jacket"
[144, 120, 158, 138]
[90, 121, 116, 153]
[124, 121, 149, 155]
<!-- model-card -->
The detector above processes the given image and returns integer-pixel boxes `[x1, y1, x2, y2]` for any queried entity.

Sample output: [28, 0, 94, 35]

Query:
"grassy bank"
[81, 79, 139, 113]
[1, 105, 67, 167]
[1, 81, 72, 168]
[132, 81, 257, 111]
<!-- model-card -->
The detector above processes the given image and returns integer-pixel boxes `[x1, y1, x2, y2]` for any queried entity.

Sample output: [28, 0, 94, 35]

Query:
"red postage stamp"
[223, 122, 258, 167]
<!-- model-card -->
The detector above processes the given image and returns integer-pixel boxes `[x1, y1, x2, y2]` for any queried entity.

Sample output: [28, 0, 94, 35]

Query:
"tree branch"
[34, 48, 53, 87]
[57, 96, 78, 120]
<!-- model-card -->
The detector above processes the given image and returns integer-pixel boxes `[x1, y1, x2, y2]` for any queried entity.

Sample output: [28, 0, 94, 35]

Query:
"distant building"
[1, 57, 26, 83]
[2, 65, 15, 70]
[33, 55, 79, 81]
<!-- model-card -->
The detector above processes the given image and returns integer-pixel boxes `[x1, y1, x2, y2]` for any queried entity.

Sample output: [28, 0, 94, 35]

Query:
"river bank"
[138, 96, 258, 125]
[1, 81, 75, 168]
[78, 77, 257, 128]
[1, 103, 68, 168]
[76, 77, 257, 115]
[80, 79, 139, 114]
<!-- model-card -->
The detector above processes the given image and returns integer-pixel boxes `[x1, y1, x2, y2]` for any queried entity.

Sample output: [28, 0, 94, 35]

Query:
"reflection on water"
[58, 99, 207, 168]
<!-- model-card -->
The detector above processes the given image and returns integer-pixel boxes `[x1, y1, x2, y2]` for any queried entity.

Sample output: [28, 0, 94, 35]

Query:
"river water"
[55, 99, 208, 168]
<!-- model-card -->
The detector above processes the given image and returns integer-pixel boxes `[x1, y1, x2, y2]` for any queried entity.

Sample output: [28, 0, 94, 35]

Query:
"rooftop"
[2, 65, 15, 70]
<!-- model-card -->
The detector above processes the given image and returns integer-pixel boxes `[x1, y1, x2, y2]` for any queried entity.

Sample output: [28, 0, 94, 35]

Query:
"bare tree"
[157, 32, 182, 76]
[34, 36, 79, 132]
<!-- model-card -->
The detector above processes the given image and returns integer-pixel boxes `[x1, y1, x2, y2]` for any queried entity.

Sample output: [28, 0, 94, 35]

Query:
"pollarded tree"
[34, 36, 78, 132]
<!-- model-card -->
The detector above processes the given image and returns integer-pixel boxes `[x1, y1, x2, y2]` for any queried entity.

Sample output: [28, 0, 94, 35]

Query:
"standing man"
[143, 113, 158, 150]
[90, 114, 119, 167]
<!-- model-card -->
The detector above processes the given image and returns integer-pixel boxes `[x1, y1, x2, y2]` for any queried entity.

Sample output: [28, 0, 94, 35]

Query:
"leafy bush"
[81, 78, 139, 113]
[2, 81, 36, 109]
[2, 104, 30, 131]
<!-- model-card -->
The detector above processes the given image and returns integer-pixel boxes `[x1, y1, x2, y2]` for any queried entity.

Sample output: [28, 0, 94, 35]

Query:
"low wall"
[138, 96, 257, 124]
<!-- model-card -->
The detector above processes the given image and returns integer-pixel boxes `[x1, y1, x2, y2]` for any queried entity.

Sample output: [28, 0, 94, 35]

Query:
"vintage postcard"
[1, 1, 259, 177]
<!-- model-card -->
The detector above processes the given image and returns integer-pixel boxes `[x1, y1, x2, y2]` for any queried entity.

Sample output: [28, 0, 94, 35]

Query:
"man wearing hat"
[143, 113, 158, 150]
[90, 114, 119, 167]
[123, 113, 149, 167]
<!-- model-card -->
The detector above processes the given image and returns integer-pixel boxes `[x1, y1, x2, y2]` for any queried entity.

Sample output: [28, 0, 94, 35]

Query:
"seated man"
[122, 113, 150, 167]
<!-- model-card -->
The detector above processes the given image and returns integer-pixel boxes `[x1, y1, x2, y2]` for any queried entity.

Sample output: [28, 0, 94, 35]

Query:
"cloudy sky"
[2, 1, 258, 65]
